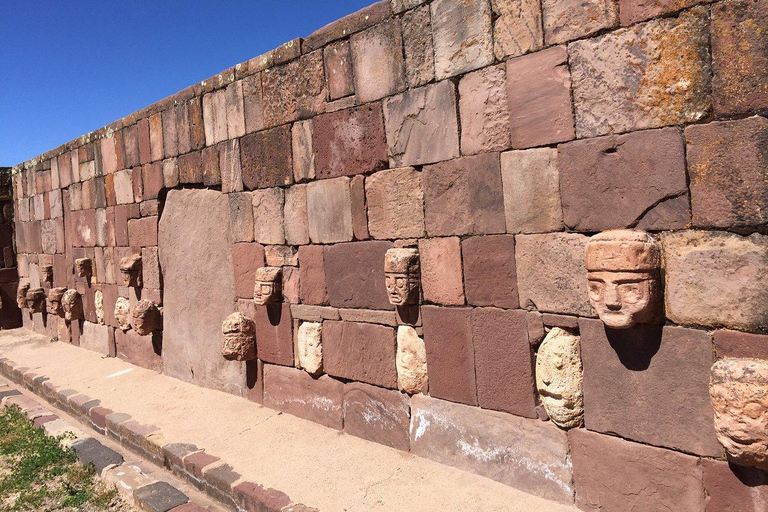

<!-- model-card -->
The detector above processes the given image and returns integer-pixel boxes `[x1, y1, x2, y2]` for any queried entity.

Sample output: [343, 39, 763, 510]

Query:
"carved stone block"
[47, 287, 67, 316]
[119, 254, 143, 288]
[384, 248, 420, 306]
[131, 299, 162, 336]
[710, 358, 768, 471]
[585, 230, 661, 329]
[16, 283, 29, 310]
[536, 327, 583, 429]
[396, 325, 427, 394]
[26, 288, 46, 314]
[221, 312, 257, 361]
[61, 289, 83, 321]
[75, 258, 92, 278]
[114, 297, 132, 331]
[253, 267, 282, 306]
[297, 321, 323, 375]
[94, 290, 104, 325]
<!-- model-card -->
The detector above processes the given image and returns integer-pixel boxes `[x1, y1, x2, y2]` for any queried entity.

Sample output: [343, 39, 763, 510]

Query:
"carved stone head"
[94, 290, 104, 325]
[61, 289, 83, 321]
[396, 325, 428, 394]
[131, 300, 162, 336]
[585, 230, 661, 329]
[75, 258, 92, 278]
[297, 322, 323, 375]
[16, 283, 30, 310]
[41, 265, 53, 284]
[710, 358, 768, 471]
[536, 328, 584, 429]
[221, 312, 257, 361]
[253, 267, 282, 306]
[114, 297, 132, 331]
[384, 248, 420, 306]
[26, 288, 46, 313]
[47, 287, 67, 316]
[119, 254, 143, 288]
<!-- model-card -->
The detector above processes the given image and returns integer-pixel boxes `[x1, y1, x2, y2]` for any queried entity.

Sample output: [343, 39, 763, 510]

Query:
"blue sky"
[0, 1, 374, 166]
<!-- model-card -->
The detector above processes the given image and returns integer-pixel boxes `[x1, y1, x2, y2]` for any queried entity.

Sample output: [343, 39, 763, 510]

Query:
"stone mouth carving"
[535, 327, 584, 429]
[253, 267, 282, 306]
[384, 248, 420, 306]
[221, 312, 257, 361]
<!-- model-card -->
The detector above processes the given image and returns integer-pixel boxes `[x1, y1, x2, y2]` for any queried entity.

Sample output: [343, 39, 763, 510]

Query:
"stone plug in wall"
[9, 0, 768, 509]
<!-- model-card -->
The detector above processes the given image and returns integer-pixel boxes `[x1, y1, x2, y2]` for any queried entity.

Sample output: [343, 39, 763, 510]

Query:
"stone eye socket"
[617, 282, 642, 304]
[588, 281, 604, 301]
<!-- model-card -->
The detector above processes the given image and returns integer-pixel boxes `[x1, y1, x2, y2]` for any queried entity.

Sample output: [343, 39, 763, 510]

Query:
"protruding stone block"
[119, 254, 142, 288]
[536, 328, 583, 429]
[62, 289, 83, 321]
[431, 0, 493, 79]
[47, 287, 67, 316]
[75, 258, 92, 279]
[114, 297, 131, 331]
[253, 267, 282, 306]
[26, 287, 46, 314]
[131, 300, 162, 336]
[384, 248, 420, 306]
[297, 321, 323, 375]
[396, 326, 427, 394]
[221, 312, 257, 362]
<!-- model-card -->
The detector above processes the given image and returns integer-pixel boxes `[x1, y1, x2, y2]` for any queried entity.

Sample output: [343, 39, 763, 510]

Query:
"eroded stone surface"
[396, 326, 427, 394]
[459, 64, 511, 155]
[119, 253, 142, 288]
[47, 287, 66, 317]
[323, 321, 397, 389]
[491, 0, 543, 59]
[501, 148, 562, 234]
[536, 328, 583, 429]
[253, 267, 282, 306]
[306, 177, 353, 244]
[62, 289, 83, 322]
[343, 382, 410, 451]
[131, 300, 162, 336]
[432, 0, 493, 79]
[26, 288, 46, 313]
[325, 241, 393, 310]
[384, 248, 420, 306]
[297, 321, 323, 375]
[16, 283, 29, 310]
[402, 5, 435, 88]
[114, 297, 131, 331]
[543, 0, 618, 44]
[365, 167, 424, 240]
[221, 312, 257, 362]
[75, 258, 92, 278]
[350, 20, 405, 103]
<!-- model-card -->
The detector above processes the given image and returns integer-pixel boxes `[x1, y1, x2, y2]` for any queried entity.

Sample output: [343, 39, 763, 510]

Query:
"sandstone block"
[500, 148, 562, 234]
[396, 326, 427, 394]
[431, 0, 493, 79]
[240, 125, 293, 190]
[559, 127, 689, 231]
[232, 243, 265, 299]
[225, 81, 246, 139]
[219, 139, 243, 194]
[297, 321, 323, 375]
[254, 304, 294, 366]
[662, 230, 768, 331]
[350, 20, 405, 103]
[303, 1, 391, 51]
[178, 151, 203, 184]
[462, 235, 518, 308]
[714, 330, 768, 360]
[392, 0, 428, 13]
[620, 0, 707, 25]
[418, 237, 464, 306]
[423, 153, 505, 237]
[324, 241, 393, 310]
[313, 104, 387, 180]
[324, 40, 354, 101]
[263, 364, 343, 430]
[507, 46, 574, 148]
[411, 394, 573, 503]
[365, 168, 424, 239]
[114, 328, 162, 372]
[283, 185, 309, 246]
[569, 8, 711, 138]
[242, 73, 265, 134]
[262, 51, 326, 128]
[491, 0, 543, 59]
[402, 5, 435, 88]
[570, 428, 704, 512]
[298, 245, 328, 306]
[459, 64, 511, 155]
[251, 188, 285, 245]
[80, 322, 112, 356]
[515, 233, 593, 316]
[127, 216, 158, 247]
[685, 117, 768, 228]
[536, 328, 583, 429]
[113, 170, 133, 205]
[383, 80, 460, 167]
[323, 321, 397, 388]
[306, 177, 353, 244]
[291, 120, 315, 182]
[703, 459, 768, 512]
[343, 382, 410, 450]
[543, 0, 618, 44]
[349, 175, 369, 241]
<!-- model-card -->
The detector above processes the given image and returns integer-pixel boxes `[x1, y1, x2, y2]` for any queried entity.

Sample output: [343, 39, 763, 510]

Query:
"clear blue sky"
[0, 1, 375, 166]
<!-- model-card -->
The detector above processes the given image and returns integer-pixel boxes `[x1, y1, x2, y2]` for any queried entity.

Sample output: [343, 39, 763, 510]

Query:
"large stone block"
[323, 40, 354, 101]
[253, 304, 294, 366]
[459, 64, 511, 155]
[263, 364, 343, 430]
[506, 46, 574, 148]
[383, 80, 460, 167]
[350, 20, 405, 103]
[703, 459, 768, 512]
[80, 322, 112, 357]
[228, 192, 254, 243]
[324, 241, 393, 310]
[570, 428, 705, 512]
[343, 382, 410, 451]
[114, 328, 162, 372]
[323, 321, 397, 388]
[515, 233, 593, 316]
[251, 188, 285, 245]
[569, 8, 711, 138]
[685, 117, 768, 228]
[714, 330, 768, 360]
[159, 189, 245, 395]
[291, 120, 315, 182]
[559, 127, 689, 231]
[543, 0, 618, 44]
[462, 235, 518, 308]
[261, 51, 326, 128]
[240, 125, 293, 190]
[500, 148, 562, 234]
[232, 243, 265, 299]
[402, 5, 435, 88]
[418, 237, 464, 306]
[423, 153, 505, 237]
[431, 0, 493, 79]
[580, 319, 721, 456]
[306, 177, 353, 244]
[298, 245, 328, 306]
[662, 230, 768, 331]
[284, 184, 309, 246]
[365, 167, 424, 239]
[411, 394, 573, 503]
[491, 0, 543, 59]
[313, 104, 388, 179]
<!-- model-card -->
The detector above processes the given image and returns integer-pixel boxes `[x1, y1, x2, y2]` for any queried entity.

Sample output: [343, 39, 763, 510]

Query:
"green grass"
[0, 405, 117, 511]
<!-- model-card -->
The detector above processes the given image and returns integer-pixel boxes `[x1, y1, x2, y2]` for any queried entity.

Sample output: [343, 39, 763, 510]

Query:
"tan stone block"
[500, 148, 562, 233]
[402, 5, 435, 88]
[291, 120, 315, 182]
[351, 20, 406, 103]
[431, 0, 493, 79]
[251, 188, 285, 245]
[324, 40, 355, 101]
[306, 177, 353, 244]
[418, 237, 464, 306]
[284, 184, 309, 246]
[459, 64, 511, 155]
[491, 0, 543, 59]
[542, 0, 618, 45]
[366, 168, 424, 240]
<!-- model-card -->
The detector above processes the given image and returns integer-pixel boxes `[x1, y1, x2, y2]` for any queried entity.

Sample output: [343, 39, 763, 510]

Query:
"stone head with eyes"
[585, 230, 661, 330]
[384, 248, 420, 306]
[253, 267, 282, 306]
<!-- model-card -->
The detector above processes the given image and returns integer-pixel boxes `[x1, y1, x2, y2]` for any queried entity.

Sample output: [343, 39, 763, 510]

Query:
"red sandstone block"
[138, 118, 151, 165]
[202, 145, 221, 187]
[349, 175, 369, 240]
[254, 304, 294, 366]
[233, 481, 291, 512]
[123, 124, 140, 168]
[178, 151, 203, 185]
[462, 235, 518, 308]
[324, 40, 355, 100]
[232, 243, 265, 299]
[324, 241, 393, 310]
[298, 245, 328, 305]
[149, 112, 164, 162]
[261, 52, 326, 128]
[115, 328, 163, 372]
[703, 459, 768, 512]
[263, 364, 344, 430]
[422, 306, 477, 405]
[127, 216, 158, 247]
[142, 162, 163, 200]
[183, 451, 220, 479]
[714, 329, 768, 360]
[343, 382, 410, 451]
[114, 205, 129, 246]
[350, 19, 406, 103]
[323, 321, 397, 389]
[89, 406, 114, 429]
[240, 125, 293, 190]
[162, 107, 179, 158]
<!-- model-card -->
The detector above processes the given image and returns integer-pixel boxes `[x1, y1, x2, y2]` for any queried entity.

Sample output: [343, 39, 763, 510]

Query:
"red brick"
[313, 104, 387, 179]
[241, 125, 293, 190]
[703, 459, 768, 512]
[324, 241, 393, 310]
[422, 306, 476, 405]
[263, 364, 343, 429]
[714, 329, 768, 360]
[253, 303, 294, 366]
[89, 406, 114, 429]
[232, 243, 265, 299]
[141, 162, 163, 200]
[323, 321, 397, 388]
[127, 216, 158, 247]
[462, 235, 518, 308]
[298, 245, 328, 305]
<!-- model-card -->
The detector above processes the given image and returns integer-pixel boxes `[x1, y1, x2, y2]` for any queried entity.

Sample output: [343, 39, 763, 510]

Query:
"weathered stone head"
[41, 265, 53, 284]
[221, 312, 257, 361]
[396, 325, 428, 394]
[297, 322, 323, 375]
[253, 267, 282, 306]
[94, 290, 104, 325]
[384, 248, 420, 306]
[536, 328, 584, 429]
[585, 230, 661, 329]
[75, 258, 92, 279]
[26, 288, 46, 313]
[47, 287, 67, 316]
[114, 297, 132, 331]
[61, 289, 83, 321]
[710, 358, 768, 471]
[16, 283, 30, 310]
[119, 254, 143, 288]
[131, 300, 162, 336]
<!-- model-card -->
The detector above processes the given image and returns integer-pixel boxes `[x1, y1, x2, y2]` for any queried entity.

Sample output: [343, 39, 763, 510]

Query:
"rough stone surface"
[159, 189, 244, 395]
[343, 382, 410, 451]
[240, 125, 293, 190]
[580, 319, 721, 456]
[71, 438, 124, 474]
[685, 117, 768, 228]
[383, 81, 460, 167]
[462, 235, 518, 308]
[515, 233, 593, 316]
[570, 8, 711, 138]
[313, 104, 388, 180]
[232, 243, 265, 299]
[306, 177, 353, 244]
[662, 230, 768, 331]
[560, 128, 689, 231]
[506, 46, 574, 148]
[418, 237, 464, 306]
[536, 328, 583, 429]
[131, 300, 162, 335]
[620, 0, 707, 25]
[298, 245, 328, 306]
[291, 120, 315, 182]
[284, 185, 309, 246]
[703, 459, 768, 512]
[253, 304, 294, 366]
[491, 0, 543, 59]
[261, 51, 326, 128]
[500, 148, 562, 234]
[114, 328, 162, 372]
[714, 330, 768, 360]
[423, 153, 505, 237]
[402, 5, 435, 88]
[365, 167, 424, 240]
[262, 364, 344, 429]
[396, 326, 427, 394]
[323, 321, 397, 389]
[80, 322, 111, 356]
[297, 321, 323, 375]
[570, 428, 705, 512]
[251, 188, 285, 245]
[114, 297, 132, 331]
[350, 20, 405, 103]
[221, 312, 257, 362]
[459, 64, 511, 155]
[431, 0, 493, 79]
[543, 0, 618, 44]
[324, 40, 355, 101]
[324, 241, 393, 310]
[411, 394, 573, 504]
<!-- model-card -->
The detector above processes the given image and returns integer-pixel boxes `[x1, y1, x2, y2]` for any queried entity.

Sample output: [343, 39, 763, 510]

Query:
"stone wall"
[9, 0, 768, 510]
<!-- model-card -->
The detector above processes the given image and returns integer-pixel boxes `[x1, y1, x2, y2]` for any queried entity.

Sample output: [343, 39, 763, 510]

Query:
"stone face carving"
[384, 248, 420, 306]
[119, 254, 143, 288]
[47, 287, 67, 316]
[221, 312, 257, 361]
[131, 300, 162, 336]
[26, 288, 46, 313]
[710, 358, 768, 471]
[585, 230, 661, 329]
[536, 327, 584, 429]
[114, 297, 132, 331]
[75, 258, 93, 278]
[41, 265, 53, 284]
[61, 289, 83, 321]
[94, 290, 104, 325]
[297, 322, 323, 375]
[253, 267, 282, 306]
[16, 283, 30, 309]
[396, 325, 428, 394]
